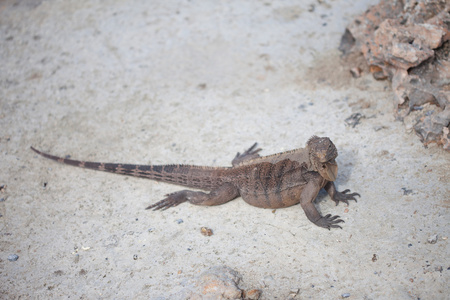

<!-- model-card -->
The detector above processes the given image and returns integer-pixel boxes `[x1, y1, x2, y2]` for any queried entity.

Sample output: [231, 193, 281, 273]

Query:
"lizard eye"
[321, 164, 326, 169]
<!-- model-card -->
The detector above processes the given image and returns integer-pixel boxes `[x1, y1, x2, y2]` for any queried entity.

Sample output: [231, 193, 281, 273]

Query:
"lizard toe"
[332, 189, 360, 206]
[231, 143, 262, 166]
[146, 191, 189, 211]
[329, 224, 343, 229]
[315, 214, 345, 229]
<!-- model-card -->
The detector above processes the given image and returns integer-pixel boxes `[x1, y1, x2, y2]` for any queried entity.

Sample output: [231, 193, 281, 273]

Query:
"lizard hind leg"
[231, 143, 262, 166]
[146, 183, 240, 211]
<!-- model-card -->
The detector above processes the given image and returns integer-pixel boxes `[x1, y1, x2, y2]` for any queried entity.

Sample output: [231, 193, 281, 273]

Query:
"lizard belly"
[239, 185, 305, 209]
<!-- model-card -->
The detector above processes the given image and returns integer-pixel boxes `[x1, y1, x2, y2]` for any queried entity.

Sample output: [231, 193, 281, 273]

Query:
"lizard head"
[307, 136, 338, 181]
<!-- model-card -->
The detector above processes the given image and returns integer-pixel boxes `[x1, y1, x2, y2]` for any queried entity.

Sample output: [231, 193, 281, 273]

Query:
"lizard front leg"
[324, 181, 360, 206]
[300, 180, 345, 229]
[146, 183, 240, 210]
[231, 143, 261, 166]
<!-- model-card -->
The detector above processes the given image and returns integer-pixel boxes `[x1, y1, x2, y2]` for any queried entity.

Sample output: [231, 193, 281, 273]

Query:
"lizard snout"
[323, 162, 338, 181]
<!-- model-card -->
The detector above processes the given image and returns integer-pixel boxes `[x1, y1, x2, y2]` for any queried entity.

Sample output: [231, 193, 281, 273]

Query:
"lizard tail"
[30, 147, 229, 190]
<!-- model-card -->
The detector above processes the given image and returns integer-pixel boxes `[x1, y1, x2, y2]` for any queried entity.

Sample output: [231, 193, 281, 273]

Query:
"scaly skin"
[31, 136, 360, 229]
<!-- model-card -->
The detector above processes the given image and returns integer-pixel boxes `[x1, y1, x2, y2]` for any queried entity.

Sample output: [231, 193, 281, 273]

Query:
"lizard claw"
[315, 214, 345, 230]
[332, 189, 360, 206]
[232, 143, 262, 166]
[242, 142, 261, 155]
[146, 191, 189, 211]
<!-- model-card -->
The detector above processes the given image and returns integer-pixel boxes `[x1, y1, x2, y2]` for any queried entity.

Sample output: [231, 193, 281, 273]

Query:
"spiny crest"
[307, 136, 337, 162]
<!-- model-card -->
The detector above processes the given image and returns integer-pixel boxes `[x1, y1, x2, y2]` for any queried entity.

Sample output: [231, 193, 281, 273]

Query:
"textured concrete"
[1, 0, 448, 299]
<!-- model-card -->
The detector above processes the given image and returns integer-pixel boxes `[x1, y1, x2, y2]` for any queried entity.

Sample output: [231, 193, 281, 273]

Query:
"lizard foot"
[232, 143, 262, 166]
[315, 214, 344, 230]
[146, 190, 191, 211]
[331, 189, 360, 206]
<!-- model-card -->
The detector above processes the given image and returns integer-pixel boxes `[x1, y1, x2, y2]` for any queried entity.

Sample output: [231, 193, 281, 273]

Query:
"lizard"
[30, 136, 360, 229]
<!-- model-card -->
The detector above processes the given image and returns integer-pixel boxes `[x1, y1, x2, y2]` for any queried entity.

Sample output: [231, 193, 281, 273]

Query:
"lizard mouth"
[323, 162, 338, 181]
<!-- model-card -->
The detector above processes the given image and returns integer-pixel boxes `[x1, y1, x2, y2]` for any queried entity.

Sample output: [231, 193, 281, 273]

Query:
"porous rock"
[169, 266, 261, 300]
[340, 0, 450, 150]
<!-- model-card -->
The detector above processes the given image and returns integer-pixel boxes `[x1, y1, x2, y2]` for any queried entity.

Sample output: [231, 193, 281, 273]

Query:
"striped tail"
[30, 147, 229, 190]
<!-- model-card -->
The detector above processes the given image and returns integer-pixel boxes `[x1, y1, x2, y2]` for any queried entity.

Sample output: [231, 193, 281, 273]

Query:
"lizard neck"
[305, 155, 316, 172]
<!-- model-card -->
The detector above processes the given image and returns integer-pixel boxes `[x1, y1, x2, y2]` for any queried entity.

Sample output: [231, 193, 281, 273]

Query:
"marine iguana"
[31, 136, 359, 229]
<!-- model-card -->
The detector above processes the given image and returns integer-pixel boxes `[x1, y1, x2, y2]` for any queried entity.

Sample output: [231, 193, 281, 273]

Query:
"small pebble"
[427, 234, 438, 244]
[79, 269, 87, 276]
[8, 254, 19, 262]
[197, 83, 207, 90]
[401, 188, 413, 195]
[244, 289, 261, 300]
[200, 227, 213, 236]
[289, 288, 299, 298]
[342, 293, 350, 298]
[148, 228, 155, 233]
[133, 254, 138, 260]
[350, 67, 361, 78]
[176, 219, 183, 224]
[373, 125, 387, 131]
[345, 113, 364, 128]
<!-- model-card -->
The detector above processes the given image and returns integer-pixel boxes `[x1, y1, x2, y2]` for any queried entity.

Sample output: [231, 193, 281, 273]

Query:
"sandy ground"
[1, 0, 449, 299]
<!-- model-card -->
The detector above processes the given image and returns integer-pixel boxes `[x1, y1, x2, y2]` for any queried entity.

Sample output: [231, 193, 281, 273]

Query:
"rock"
[243, 289, 262, 300]
[350, 67, 362, 78]
[427, 234, 438, 244]
[414, 105, 450, 146]
[169, 266, 261, 300]
[200, 227, 213, 236]
[340, 0, 450, 150]
[196, 266, 243, 299]
[7, 254, 19, 262]
[345, 113, 365, 128]
[287, 288, 300, 299]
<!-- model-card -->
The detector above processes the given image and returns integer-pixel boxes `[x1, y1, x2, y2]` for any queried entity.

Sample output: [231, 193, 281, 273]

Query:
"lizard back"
[236, 147, 311, 168]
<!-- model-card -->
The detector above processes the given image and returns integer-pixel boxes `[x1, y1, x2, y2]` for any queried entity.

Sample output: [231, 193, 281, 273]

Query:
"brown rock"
[243, 289, 262, 300]
[340, 0, 450, 150]
[169, 266, 262, 299]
